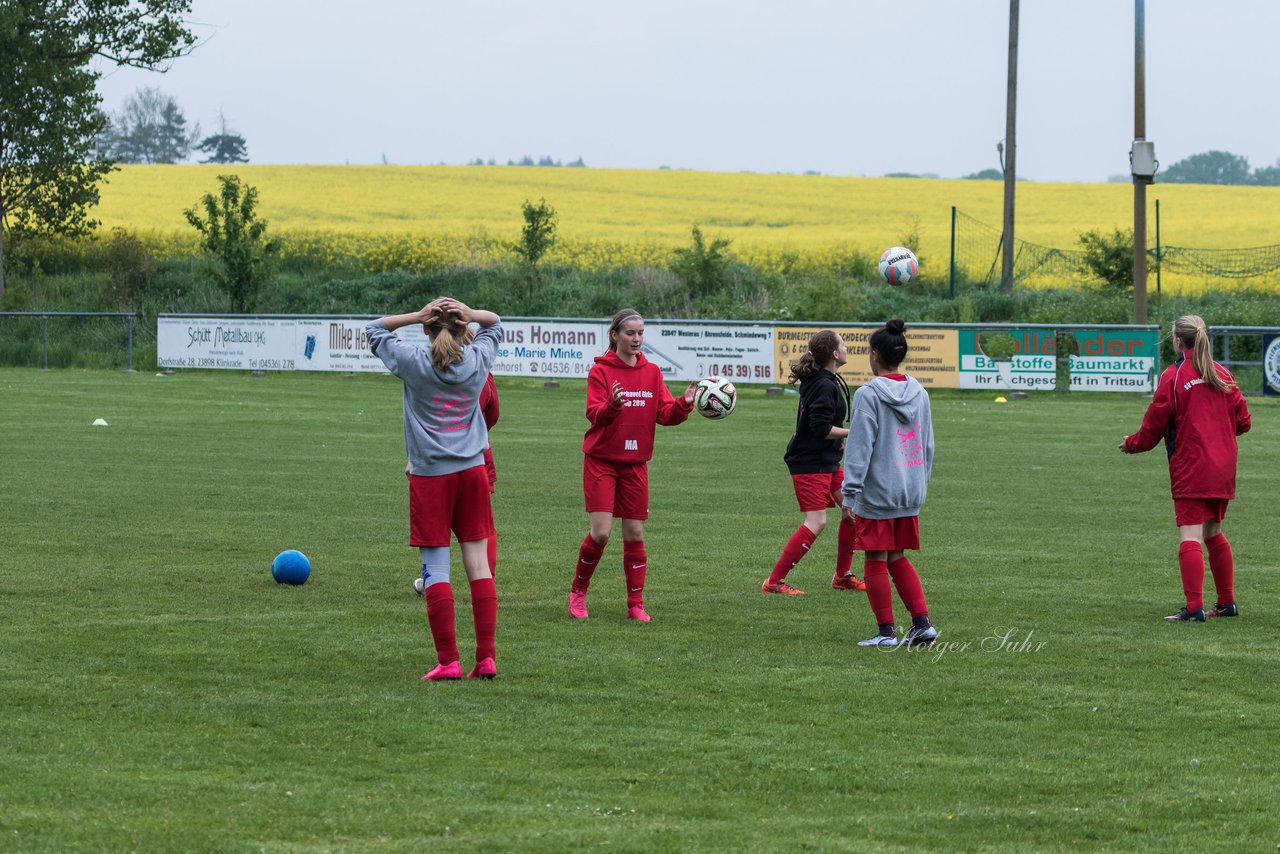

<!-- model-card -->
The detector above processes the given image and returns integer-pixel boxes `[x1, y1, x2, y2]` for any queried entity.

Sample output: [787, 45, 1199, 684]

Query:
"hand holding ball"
[693, 376, 737, 420]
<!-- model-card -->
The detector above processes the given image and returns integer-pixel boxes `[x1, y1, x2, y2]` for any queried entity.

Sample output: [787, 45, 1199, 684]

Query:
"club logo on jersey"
[896, 423, 926, 468]
[624, 439, 639, 451]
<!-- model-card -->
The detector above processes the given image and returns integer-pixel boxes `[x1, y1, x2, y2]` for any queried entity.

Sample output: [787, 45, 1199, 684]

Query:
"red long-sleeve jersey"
[480, 374, 499, 430]
[480, 374, 499, 482]
[1124, 357, 1251, 499]
[582, 351, 692, 463]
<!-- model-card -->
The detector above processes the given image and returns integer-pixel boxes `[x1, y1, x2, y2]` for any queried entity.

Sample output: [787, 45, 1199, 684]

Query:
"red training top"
[583, 351, 692, 463]
[480, 374, 499, 479]
[1124, 357, 1251, 499]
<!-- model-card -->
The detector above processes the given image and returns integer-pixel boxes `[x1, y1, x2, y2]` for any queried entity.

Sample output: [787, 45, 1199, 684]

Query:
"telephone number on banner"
[524, 361, 593, 376]
[707, 364, 772, 380]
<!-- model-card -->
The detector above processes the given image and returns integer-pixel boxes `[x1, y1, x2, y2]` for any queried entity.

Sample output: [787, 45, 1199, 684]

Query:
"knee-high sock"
[424, 584, 458, 665]
[1205, 533, 1234, 605]
[863, 560, 893, 625]
[835, 518, 857, 577]
[1178, 541, 1205, 612]
[469, 577, 497, 661]
[623, 540, 647, 608]
[888, 556, 928, 618]
[487, 531, 498, 578]
[572, 535, 606, 593]
[768, 525, 818, 584]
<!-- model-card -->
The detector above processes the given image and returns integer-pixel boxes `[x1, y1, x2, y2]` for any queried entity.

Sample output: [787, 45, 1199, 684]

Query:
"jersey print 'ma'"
[424, 392, 473, 434]
[624, 439, 639, 451]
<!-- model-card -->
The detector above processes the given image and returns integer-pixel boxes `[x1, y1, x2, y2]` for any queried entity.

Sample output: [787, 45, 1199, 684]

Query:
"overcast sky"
[93, 0, 1280, 182]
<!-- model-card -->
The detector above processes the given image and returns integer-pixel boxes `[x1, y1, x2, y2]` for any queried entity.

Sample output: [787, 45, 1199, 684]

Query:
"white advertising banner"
[157, 316, 299, 371]
[492, 320, 608, 379]
[293, 318, 420, 372]
[644, 322, 775, 382]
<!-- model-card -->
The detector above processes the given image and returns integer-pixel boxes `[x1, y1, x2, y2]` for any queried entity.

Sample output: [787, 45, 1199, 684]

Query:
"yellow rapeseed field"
[94, 165, 1280, 291]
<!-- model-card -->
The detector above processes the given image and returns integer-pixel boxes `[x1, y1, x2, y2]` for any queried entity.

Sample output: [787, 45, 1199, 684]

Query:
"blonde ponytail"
[1173, 314, 1232, 393]
[429, 322, 475, 369]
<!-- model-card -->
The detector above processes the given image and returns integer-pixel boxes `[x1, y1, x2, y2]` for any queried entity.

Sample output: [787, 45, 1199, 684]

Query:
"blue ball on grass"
[271, 549, 311, 585]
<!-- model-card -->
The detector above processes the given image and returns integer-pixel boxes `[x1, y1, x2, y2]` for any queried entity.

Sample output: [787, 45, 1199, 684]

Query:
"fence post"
[126, 314, 135, 372]
[1155, 198, 1161, 294]
[41, 314, 49, 371]
[949, 206, 957, 299]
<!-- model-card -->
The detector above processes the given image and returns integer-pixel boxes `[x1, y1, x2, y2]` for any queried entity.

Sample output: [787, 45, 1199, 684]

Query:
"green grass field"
[2, 369, 1277, 851]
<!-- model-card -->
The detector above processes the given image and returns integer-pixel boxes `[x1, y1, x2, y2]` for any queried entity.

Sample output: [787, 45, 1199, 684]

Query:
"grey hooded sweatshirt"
[841, 374, 934, 520]
[365, 318, 503, 477]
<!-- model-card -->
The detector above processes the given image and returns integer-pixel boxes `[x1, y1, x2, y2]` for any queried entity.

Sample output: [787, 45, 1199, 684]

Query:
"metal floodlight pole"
[1133, 0, 1149, 323]
[1001, 0, 1019, 294]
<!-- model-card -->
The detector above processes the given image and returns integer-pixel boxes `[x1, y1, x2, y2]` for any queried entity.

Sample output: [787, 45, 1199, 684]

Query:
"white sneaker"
[903, 624, 939, 647]
[857, 631, 899, 648]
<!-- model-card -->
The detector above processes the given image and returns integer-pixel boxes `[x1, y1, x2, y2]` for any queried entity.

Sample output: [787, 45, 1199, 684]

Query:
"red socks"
[469, 578, 497, 662]
[769, 525, 818, 584]
[888, 556, 928, 618]
[572, 535, 606, 593]
[1178, 541, 1205, 612]
[835, 519, 857, 578]
[863, 560, 894, 625]
[570, 536, 649, 608]
[1205, 533, 1234, 605]
[623, 540, 647, 607]
[864, 557, 929, 625]
[424, 584, 458, 665]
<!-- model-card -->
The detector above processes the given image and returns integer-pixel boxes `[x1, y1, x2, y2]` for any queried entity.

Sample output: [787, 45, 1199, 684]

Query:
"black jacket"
[783, 370, 850, 474]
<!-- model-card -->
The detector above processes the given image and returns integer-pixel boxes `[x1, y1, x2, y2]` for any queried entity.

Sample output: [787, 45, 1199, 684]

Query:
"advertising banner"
[958, 329, 1057, 391]
[1066, 328, 1159, 392]
[775, 326, 960, 388]
[156, 316, 1170, 396]
[1264, 334, 1280, 395]
[157, 316, 297, 371]
[645, 322, 775, 382]
[492, 320, 608, 380]
[294, 318, 408, 372]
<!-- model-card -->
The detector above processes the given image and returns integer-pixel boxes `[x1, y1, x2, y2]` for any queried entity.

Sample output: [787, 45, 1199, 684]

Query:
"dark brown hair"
[869, 319, 908, 368]
[788, 329, 841, 385]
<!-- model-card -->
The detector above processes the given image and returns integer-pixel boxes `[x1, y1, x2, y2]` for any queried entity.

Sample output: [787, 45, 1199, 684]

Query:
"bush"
[102, 229, 156, 310]
[1078, 228, 1133, 290]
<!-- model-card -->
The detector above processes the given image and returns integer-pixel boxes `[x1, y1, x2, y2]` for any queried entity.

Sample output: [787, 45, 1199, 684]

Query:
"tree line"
[97, 87, 249, 166]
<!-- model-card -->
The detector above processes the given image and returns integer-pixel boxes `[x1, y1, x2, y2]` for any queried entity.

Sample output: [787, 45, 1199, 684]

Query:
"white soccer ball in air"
[693, 376, 737, 420]
[878, 246, 919, 286]
[413, 576, 425, 594]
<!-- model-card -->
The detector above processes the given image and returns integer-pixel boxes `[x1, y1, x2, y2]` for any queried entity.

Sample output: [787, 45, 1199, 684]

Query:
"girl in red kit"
[568, 309, 696, 622]
[1121, 315, 1251, 622]
[762, 329, 865, 595]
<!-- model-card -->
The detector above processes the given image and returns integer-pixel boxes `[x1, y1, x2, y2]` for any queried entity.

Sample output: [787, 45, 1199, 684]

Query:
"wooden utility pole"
[1000, 0, 1019, 293]
[1132, 0, 1149, 322]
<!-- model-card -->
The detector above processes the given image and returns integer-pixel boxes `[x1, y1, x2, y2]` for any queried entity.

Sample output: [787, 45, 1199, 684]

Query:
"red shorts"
[853, 514, 921, 552]
[584, 456, 649, 520]
[791, 471, 842, 512]
[1174, 498, 1229, 527]
[408, 466, 494, 547]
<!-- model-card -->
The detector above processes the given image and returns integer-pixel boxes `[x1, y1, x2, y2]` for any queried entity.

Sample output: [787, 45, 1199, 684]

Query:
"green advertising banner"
[958, 329, 1057, 391]
[1067, 328, 1159, 392]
